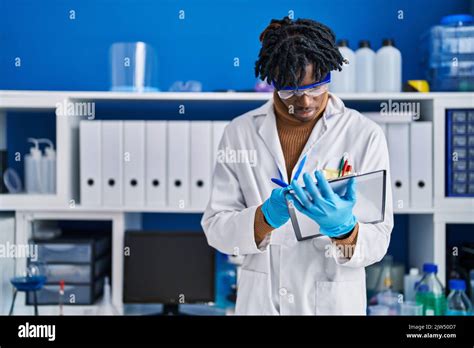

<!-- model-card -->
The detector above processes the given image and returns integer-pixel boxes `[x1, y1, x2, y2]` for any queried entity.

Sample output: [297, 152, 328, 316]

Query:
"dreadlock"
[255, 17, 345, 89]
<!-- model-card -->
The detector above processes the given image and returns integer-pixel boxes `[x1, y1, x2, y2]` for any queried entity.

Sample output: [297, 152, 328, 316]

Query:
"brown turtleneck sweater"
[254, 91, 359, 249]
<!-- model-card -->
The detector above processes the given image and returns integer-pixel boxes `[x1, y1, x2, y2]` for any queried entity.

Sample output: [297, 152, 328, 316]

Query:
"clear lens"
[277, 90, 295, 100]
[277, 84, 328, 100]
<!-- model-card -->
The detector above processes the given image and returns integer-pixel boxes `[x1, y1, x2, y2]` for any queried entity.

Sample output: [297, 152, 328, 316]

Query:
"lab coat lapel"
[257, 100, 288, 183]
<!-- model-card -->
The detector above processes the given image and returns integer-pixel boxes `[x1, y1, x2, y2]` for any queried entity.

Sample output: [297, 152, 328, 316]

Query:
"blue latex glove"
[290, 170, 357, 237]
[261, 187, 291, 228]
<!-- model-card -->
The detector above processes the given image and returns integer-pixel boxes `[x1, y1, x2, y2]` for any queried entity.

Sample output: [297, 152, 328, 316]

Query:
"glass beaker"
[109, 41, 158, 92]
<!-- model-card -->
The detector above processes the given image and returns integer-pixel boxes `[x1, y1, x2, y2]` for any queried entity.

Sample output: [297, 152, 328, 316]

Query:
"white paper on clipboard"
[286, 169, 386, 241]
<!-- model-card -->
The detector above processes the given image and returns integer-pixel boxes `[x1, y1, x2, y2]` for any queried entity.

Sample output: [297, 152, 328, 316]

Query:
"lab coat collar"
[299, 92, 346, 154]
[256, 93, 346, 183]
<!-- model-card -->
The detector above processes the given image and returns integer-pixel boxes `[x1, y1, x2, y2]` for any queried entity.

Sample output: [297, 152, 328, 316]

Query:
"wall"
[0, 0, 472, 91]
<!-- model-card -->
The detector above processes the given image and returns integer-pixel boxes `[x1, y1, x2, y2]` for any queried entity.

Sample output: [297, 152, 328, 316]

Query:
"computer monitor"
[123, 231, 215, 315]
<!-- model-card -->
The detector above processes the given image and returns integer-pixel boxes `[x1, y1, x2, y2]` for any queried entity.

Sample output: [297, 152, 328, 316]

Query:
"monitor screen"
[123, 231, 215, 304]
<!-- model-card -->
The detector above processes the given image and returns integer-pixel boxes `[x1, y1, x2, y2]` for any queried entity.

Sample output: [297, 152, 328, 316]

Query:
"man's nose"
[298, 94, 312, 107]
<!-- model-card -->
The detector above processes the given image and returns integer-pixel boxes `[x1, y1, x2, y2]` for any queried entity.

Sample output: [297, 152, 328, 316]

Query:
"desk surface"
[123, 303, 227, 316]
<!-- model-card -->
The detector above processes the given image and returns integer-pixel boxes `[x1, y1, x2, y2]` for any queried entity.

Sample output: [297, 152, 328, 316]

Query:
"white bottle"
[25, 138, 43, 193]
[38, 138, 56, 194]
[97, 277, 119, 315]
[404, 268, 421, 302]
[355, 40, 375, 93]
[331, 39, 356, 93]
[375, 39, 402, 92]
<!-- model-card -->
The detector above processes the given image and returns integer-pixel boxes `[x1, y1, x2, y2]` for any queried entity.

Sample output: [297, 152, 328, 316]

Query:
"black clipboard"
[286, 169, 387, 241]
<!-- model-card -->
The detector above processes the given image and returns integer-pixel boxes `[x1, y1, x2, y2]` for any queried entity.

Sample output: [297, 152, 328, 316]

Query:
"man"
[201, 17, 393, 315]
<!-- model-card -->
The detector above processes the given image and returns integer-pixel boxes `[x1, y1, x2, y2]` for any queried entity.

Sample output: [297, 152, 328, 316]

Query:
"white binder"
[145, 121, 167, 207]
[387, 123, 410, 209]
[190, 121, 212, 209]
[102, 121, 123, 207]
[123, 121, 145, 207]
[167, 121, 190, 209]
[80, 120, 102, 206]
[212, 121, 229, 168]
[410, 122, 433, 209]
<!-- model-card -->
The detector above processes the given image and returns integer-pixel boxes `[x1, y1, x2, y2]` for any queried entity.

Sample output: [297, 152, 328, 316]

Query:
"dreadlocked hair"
[255, 16, 345, 89]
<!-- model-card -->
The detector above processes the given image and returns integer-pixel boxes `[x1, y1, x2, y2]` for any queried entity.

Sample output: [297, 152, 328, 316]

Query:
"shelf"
[1, 90, 474, 111]
[9, 204, 205, 213]
[0, 194, 67, 211]
[0, 203, 441, 215]
[434, 211, 474, 223]
[394, 208, 435, 214]
[10, 303, 105, 316]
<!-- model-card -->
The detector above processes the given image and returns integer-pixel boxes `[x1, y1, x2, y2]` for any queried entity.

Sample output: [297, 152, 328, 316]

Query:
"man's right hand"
[261, 187, 291, 228]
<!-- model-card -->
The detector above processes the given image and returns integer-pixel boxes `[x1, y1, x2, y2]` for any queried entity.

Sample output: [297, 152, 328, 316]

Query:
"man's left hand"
[289, 170, 357, 238]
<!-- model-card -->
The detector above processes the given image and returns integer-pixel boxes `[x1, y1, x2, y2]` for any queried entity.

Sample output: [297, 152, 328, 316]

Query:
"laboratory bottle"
[375, 39, 402, 92]
[331, 39, 356, 93]
[355, 40, 375, 92]
[38, 138, 56, 194]
[25, 138, 43, 193]
[97, 277, 119, 315]
[376, 276, 400, 315]
[415, 263, 446, 315]
[404, 268, 420, 302]
[446, 279, 472, 316]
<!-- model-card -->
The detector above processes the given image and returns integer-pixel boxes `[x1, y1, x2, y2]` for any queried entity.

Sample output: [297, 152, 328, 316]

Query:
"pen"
[271, 154, 307, 188]
[271, 178, 289, 188]
[341, 159, 348, 176]
[338, 155, 346, 177]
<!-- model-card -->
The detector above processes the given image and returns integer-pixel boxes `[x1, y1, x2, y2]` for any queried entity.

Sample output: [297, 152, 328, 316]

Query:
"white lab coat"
[201, 93, 394, 315]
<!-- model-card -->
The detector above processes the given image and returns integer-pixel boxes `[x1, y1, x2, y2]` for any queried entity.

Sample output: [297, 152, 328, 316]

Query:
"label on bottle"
[416, 292, 446, 316]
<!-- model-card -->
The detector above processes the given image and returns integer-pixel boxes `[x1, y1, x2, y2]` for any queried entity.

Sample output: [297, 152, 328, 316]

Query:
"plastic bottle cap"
[38, 139, 55, 158]
[441, 14, 474, 26]
[28, 138, 42, 159]
[423, 263, 438, 274]
[409, 268, 419, 276]
[449, 279, 466, 291]
[337, 39, 349, 47]
[358, 40, 371, 48]
[382, 38, 395, 47]
[44, 147, 56, 159]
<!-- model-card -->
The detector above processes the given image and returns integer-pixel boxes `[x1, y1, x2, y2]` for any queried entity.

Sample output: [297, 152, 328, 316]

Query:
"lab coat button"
[279, 287, 288, 296]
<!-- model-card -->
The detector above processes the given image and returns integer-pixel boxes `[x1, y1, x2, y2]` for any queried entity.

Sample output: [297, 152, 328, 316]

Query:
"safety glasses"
[276, 73, 331, 100]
